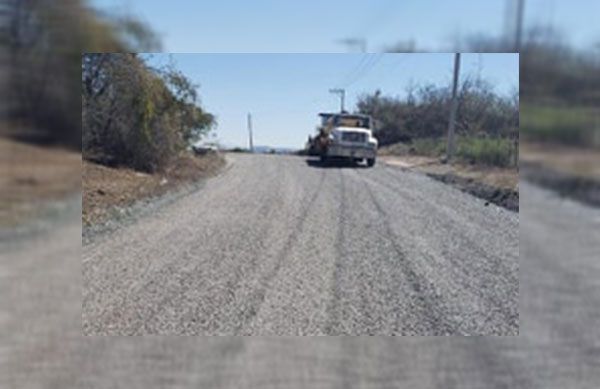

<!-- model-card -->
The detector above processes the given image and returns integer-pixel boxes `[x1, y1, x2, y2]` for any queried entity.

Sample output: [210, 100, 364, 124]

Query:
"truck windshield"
[320, 114, 370, 128]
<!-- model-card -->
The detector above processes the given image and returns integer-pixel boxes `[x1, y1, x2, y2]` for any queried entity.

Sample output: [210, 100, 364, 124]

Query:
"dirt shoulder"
[520, 142, 600, 180]
[83, 152, 226, 227]
[381, 141, 600, 211]
[381, 154, 519, 212]
[520, 142, 600, 207]
[0, 137, 81, 227]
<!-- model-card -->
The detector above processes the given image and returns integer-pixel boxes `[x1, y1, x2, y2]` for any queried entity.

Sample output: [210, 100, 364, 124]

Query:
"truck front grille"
[341, 132, 367, 143]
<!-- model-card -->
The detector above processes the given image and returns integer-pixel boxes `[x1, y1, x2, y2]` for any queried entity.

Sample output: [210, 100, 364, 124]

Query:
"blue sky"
[143, 54, 518, 149]
[92, 0, 598, 51]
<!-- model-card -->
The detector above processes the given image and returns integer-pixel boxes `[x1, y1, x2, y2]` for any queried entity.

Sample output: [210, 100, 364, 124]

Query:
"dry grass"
[521, 142, 600, 180]
[0, 137, 81, 226]
[381, 155, 518, 191]
[83, 152, 225, 226]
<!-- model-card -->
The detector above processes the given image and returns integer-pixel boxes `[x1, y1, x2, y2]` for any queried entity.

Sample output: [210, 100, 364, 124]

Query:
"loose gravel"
[83, 154, 518, 335]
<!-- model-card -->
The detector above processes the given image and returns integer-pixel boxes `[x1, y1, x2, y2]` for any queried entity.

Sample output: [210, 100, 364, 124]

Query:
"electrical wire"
[336, 55, 371, 88]
[341, 53, 384, 88]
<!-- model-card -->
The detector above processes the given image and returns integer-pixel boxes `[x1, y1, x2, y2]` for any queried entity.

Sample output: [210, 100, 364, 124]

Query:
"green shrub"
[82, 54, 215, 173]
[521, 105, 598, 146]
[407, 136, 515, 167]
[456, 137, 513, 167]
[412, 138, 446, 157]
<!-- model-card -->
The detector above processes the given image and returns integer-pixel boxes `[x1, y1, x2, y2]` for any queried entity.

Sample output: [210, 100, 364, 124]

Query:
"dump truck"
[307, 112, 378, 167]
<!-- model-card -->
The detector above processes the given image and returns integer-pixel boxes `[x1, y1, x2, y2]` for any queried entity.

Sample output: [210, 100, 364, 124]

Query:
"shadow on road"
[305, 158, 369, 169]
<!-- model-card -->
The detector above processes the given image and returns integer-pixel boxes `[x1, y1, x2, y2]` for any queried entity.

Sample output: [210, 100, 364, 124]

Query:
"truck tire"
[320, 154, 328, 165]
[367, 158, 376, 167]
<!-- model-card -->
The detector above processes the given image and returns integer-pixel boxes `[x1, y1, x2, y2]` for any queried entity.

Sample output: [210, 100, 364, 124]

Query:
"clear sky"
[143, 54, 518, 149]
[91, 0, 598, 51]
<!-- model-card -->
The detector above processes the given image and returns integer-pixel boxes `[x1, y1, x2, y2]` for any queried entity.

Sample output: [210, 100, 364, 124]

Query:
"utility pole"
[329, 88, 345, 112]
[446, 53, 460, 162]
[514, 0, 525, 51]
[247, 113, 254, 153]
[504, 0, 525, 51]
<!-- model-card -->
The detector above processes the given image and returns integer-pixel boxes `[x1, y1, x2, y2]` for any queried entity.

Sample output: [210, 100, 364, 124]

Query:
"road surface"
[2, 153, 599, 388]
[83, 154, 518, 336]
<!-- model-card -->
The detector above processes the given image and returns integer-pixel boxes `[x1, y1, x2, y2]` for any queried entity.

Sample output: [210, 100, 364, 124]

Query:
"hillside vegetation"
[356, 78, 518, 167]
[1, 0, 160, 148]
[378, 27, 600, 168]
[464, 28, 600, 149]
[82, 54, 215, 172]
[519, 31, 600, 149]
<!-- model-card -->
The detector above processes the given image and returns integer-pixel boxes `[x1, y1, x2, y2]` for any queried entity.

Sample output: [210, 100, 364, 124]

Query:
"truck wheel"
[367, 158, 376, 167]
[320, 154, 328, 165]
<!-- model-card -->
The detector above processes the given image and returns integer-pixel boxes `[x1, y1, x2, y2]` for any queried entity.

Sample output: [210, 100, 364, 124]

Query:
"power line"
[337, 55, 371, 88]
[347, 0, 400, 48]
[327, 53, 385, 115]
[341, 53, 384, 88]
[341, 56, 375, 87]
[354, 53, 384, 85]
[348, 54, 381, 86]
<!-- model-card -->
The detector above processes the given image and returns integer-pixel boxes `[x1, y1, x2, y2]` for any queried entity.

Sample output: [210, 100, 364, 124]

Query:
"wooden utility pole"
[515, 0, 525, 51]
[446, 53, 461, 161]
[247, 113, 254, 152]
[329, 88, 345, 113]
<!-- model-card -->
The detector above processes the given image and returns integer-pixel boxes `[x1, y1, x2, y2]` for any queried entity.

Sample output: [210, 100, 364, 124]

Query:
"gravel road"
[82, 154, 518, 336]
[2, 153, 600, 387]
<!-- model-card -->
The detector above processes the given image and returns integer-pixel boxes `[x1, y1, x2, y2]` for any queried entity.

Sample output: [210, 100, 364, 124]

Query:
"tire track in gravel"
[324, 169, 348, 335]
[325, 167, 452, 335]
[84, 158, 290, 334]
[235, 169, 327, 334]
[132, 159, 296, 335]
[139, 183, 287, 335]
[83, 154, 518, 336]
[374, 166, 517, 249]
[356, 167, 519, 334]
[361, 178, 457, 335]
[331, 169, 406, 335]
[430, 338, 535, 389]
[236, 162, 340, 335]
[11, 155, 600, 387]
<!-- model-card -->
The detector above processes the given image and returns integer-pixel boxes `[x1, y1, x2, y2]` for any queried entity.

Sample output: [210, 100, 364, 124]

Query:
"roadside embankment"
[520, 142, 600, 208]
[0, 137, 81, 227]
[83, 152, 225, 227]
[381, 154, 519, 211]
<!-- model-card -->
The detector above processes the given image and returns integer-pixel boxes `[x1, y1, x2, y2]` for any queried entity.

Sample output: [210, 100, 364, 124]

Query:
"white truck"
[308, 113, 378, 167]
